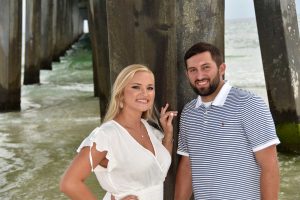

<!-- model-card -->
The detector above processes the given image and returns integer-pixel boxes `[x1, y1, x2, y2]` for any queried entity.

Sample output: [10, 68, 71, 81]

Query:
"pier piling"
[0, 0, 22, 111]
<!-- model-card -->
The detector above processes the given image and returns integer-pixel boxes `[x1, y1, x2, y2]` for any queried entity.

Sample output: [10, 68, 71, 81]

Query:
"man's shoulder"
[228, 86, 257, 101]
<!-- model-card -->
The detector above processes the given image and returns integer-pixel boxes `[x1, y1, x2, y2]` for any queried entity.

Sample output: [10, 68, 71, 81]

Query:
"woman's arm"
[60, 144, 107, 200]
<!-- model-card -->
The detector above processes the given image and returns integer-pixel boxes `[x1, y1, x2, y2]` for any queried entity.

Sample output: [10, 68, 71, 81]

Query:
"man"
[175, 42, 280, 200]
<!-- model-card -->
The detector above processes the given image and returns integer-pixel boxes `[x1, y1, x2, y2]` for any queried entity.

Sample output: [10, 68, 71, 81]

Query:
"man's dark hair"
[184, 42, 224, 69]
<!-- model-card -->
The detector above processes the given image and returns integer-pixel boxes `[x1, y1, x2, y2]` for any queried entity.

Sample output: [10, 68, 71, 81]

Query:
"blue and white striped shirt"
[177, 82, 280, 200]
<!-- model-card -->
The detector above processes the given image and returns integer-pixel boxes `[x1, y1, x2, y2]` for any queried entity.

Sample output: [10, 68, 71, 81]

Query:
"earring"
[120, 102, 123, 109]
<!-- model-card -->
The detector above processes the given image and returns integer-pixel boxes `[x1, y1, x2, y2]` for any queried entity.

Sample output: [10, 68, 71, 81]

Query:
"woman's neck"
[115, 110, 143, 128]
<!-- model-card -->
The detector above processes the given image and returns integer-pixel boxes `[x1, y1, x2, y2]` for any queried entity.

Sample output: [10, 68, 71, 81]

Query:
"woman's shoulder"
[96, 120, 120, 136]
[99, 120, 117, 129]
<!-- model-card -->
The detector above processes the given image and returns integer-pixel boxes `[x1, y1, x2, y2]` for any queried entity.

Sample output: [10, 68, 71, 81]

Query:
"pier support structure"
[40, 0, 54, 70]
[254, 0, 300, 152]
[0, 0, 22, 111]
[88, 0, 110, 118]
[24, 0, 41, 84]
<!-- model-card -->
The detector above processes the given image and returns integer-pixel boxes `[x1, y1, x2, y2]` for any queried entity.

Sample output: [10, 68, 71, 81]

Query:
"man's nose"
[195, 70, 205, 80]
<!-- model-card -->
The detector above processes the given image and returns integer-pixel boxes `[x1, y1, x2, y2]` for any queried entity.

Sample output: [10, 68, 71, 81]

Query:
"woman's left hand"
[159, 103, 178, 137]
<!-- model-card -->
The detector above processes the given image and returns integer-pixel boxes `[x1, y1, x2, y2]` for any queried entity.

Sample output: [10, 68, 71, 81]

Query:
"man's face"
[186, 51, 225, 101]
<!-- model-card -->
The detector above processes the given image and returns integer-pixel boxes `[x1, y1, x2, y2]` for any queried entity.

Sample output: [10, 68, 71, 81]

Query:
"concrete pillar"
[104, 0, 224, 198]
[52, 0, 59, 61]
[106, 1, 178, 197]
[72, 0, 82, 41]
[65, 0, 73, 49]
[176, 0, 224, 110]
[88, 0, 110, 118]
[0, 0, 22, 112]
[254, 0, 300, 153]
[24, 0, 41, 84]
[52, 0, 65, 61]
[40, 0, 53, 70]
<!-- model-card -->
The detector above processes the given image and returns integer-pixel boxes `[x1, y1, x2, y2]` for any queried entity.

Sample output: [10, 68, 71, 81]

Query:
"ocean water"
[0, 18, 299, 200]
[0, 37, 103, 199]
[225, 18, 268, 102]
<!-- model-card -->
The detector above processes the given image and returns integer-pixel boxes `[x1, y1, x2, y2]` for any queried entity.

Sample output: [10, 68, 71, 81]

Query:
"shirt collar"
[195, 81, 232, 108]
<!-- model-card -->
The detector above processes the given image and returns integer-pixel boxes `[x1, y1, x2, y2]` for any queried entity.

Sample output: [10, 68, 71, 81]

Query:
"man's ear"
[219, 63, 226, 76]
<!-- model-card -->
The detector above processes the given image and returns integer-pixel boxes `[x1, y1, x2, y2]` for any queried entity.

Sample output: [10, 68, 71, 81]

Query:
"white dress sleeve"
[76, 127, 110, 171]
[77, 127, 109, 153]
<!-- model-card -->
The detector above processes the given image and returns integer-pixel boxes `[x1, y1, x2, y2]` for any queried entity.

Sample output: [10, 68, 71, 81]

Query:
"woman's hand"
[159, 103, 177, 136]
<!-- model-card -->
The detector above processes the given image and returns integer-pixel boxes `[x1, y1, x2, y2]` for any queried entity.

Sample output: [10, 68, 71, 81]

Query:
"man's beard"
[190, 75, 220, 96]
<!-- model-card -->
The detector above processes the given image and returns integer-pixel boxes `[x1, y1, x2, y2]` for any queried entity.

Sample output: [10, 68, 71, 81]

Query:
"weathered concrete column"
[0, 0, 22, 112]
[254, 0, 300, 153]
[52, 0, 59, 61]
[72, 0, 83, 41]
[88, 0, 110, 118]
[106, 1, 178, 110]
[105, 1, 182, 199]
[40, 0, 53, 70]
[52, 0, 66, 61]
[176, 0, 224, 111]
[64, 0, 73, 50]
[24, 0, 41, 84]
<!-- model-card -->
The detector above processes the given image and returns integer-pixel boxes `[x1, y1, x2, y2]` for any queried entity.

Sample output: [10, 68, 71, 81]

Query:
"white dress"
[77, 119, 171, 200]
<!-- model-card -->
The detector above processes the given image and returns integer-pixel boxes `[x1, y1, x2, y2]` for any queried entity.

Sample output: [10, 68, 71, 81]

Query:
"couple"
[60, 42, 280, 200]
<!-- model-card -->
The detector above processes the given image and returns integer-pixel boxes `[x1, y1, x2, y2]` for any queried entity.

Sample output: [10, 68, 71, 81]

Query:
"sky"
[225, 0, 300, 19]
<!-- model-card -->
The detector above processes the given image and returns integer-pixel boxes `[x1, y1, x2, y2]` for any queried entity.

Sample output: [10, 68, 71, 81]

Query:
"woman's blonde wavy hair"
[102, 64, 156, 123]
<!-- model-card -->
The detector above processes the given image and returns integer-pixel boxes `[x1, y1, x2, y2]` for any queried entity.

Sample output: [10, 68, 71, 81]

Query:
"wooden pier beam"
[0, 0, 22, 112]
[254, 0, 300, 153]
[24, 0, 41, 84]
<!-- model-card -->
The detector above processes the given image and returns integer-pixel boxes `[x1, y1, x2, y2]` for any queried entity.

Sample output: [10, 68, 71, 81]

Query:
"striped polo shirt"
[177, 82, 280, 200]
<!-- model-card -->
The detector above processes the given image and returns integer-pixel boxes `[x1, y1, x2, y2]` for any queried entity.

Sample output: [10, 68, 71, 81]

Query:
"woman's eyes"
[131, 86, 154, 90]
[132, 86, 140, 89]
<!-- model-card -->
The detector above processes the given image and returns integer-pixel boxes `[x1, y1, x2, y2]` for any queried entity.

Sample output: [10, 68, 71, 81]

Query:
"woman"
[60, 64, 177, 200]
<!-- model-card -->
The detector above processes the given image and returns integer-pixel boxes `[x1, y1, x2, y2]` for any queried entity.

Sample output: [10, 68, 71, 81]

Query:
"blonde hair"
[102, 64, 156, 123]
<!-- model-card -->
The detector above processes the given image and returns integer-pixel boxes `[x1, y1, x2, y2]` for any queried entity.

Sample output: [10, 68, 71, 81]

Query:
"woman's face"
[122, 71, 155, 114]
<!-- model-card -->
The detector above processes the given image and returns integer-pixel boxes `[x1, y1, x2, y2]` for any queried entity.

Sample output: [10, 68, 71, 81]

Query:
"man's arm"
[174, 155, 193, 200]
[255, 144, 280, 200]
